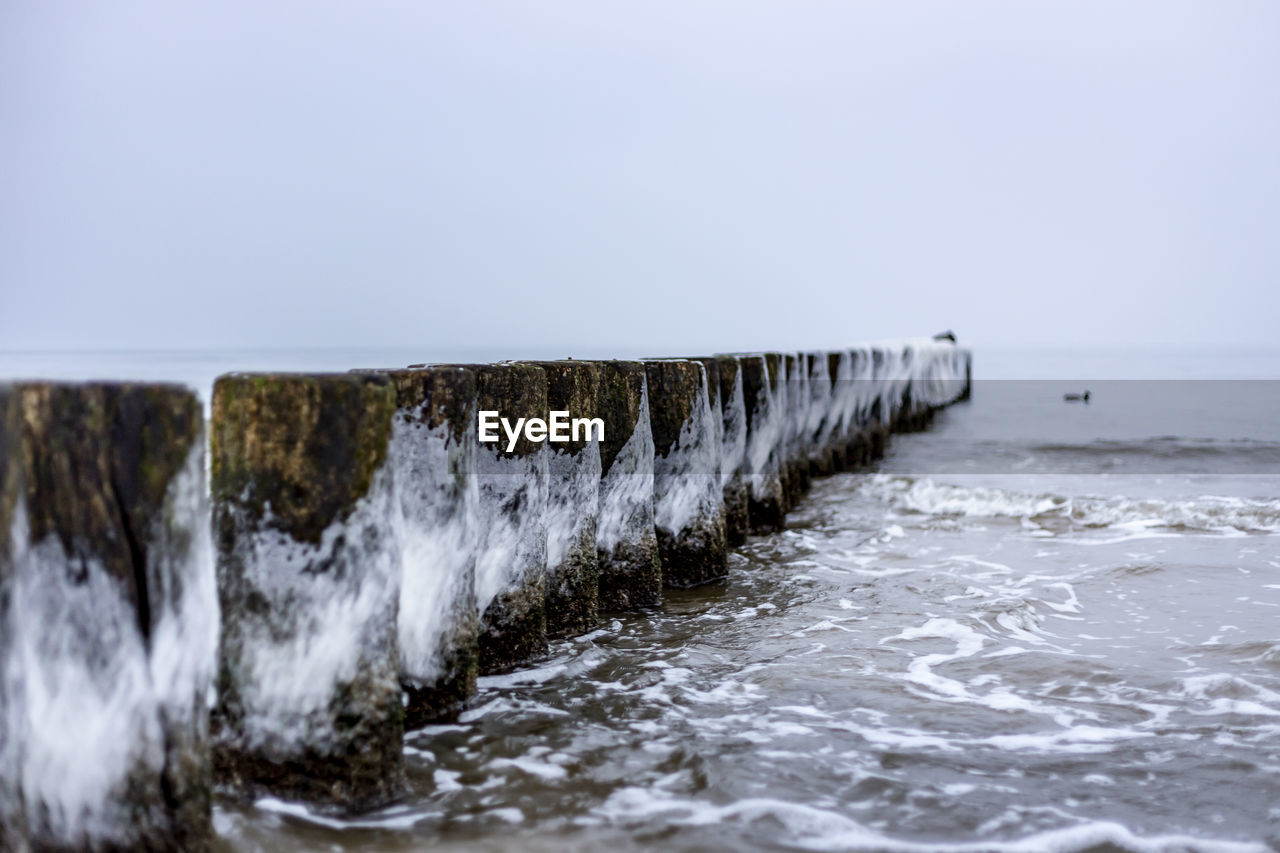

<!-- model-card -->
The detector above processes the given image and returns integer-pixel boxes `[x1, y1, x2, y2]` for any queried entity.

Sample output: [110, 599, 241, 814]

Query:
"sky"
[2, 1, 1278, 354]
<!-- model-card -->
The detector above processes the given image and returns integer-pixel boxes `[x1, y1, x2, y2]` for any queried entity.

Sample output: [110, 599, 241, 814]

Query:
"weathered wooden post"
[805, 351, 834, 476]
[1, 382, 215, 850]
[595, 362, 661, 611]
[0, 389, 18, 853]
[368, 367, 481, 726]
[714, 355, 750, 546]
[824, 351, 851, 471]
[845, 347, 871, 467]
[471, 363, 550, 672]
[644, 359, 727, 587]
[735, 355, 787, 533]
[761, 353, 793, 514]
[211, 373, 404, 811]
[868, 347, 891, 460]
[784, 353, 811, 500]
[535, 361, 603, 638]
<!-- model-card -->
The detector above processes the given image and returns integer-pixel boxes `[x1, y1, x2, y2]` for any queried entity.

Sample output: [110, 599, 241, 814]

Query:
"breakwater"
[0, 340, 969, 850]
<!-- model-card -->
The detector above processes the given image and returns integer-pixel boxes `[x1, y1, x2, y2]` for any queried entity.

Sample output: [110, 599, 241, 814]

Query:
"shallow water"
[211, 378, 1280, 852]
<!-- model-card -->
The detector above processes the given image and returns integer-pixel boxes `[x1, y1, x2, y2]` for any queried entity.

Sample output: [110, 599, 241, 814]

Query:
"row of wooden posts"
[0, 340, 970, 851]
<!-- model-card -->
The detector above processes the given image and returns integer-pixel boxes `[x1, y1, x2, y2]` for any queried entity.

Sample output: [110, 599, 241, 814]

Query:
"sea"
[2, 346, 1278, 852]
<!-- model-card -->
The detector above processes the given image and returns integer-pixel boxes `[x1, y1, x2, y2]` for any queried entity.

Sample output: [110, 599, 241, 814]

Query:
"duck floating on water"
[1064, 391, 1091, 403]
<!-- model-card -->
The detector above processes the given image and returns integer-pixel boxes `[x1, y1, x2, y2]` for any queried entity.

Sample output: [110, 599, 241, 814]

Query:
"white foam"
[745, 357, 785, 500]
[474, 445, 547, 615]
[786, 353, 811, 465]
[254, 796, 436, 830]
[882, 618, 1076, 719]
[594, 789, 1262, 853]
[433, 769, 462, 792]
[391, 417, 478, 687]
[980, 725, 1147, 753]
[221, 457, 400, 753]
[858, 475, 1280, 536]
[489, 756, 568, 780]
[597, 382, 655, 554]
[1176, 673, 1280, 717]
[805, 354, 832, 458]
[652, 366, 723, 536]
[545, 430, 601, 570]
[821, 351, 856, 453]
[720, 362, 748, 488]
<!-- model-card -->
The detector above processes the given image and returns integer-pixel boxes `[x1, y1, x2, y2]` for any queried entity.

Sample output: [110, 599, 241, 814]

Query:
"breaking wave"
[858, 475, 1280, 534]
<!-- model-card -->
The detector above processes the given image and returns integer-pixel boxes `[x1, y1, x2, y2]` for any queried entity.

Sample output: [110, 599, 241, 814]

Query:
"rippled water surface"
[212, 378, 1280, 852]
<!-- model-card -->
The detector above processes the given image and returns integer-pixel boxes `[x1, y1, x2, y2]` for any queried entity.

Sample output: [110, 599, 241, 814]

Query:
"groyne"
[0, 339, 969, 849]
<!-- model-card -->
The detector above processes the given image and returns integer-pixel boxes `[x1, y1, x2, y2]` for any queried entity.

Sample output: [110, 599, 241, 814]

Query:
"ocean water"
[3, 347, 1279, 851]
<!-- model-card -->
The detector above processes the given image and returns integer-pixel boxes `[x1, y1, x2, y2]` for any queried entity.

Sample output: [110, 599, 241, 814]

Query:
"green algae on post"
[211, 372, 404, 812]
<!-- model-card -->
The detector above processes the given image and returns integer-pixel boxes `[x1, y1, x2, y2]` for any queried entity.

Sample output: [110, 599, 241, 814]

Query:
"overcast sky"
[2, 2, 1277, 354]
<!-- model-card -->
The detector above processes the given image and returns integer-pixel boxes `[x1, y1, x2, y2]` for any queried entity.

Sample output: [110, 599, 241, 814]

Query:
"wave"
[1024, 435, 1280, 468]
[594, 788, 1267, 853]
[1023, 437, 1280, 460]
[858, 475, 1280, 534]
[918, 438, 1280, 475]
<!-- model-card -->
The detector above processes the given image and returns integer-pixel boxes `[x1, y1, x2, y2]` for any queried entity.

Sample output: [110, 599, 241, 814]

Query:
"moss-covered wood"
[736, 355, 786, 533]
[17, 384, 199, 638]
[0, 389, 18, 851]
[211, 373, 395, 545]
[0, 391, 16, 544]
[534, 361, 602, 638]
[692, 354, 741, 546]
[212, 689, 405, 811]
[783, 353, 810, 502]
[644, 360, 695, 458]
[713, 356, 749, 546]
[211, 372, 404, 812]
[595, 361, 661, 611]
[644, 360, 727, 589]
[805, 351, 835, 477]
[474, 362, 547, 458]
[1, 382, 211, 852]
[0, 389, 23, 852]
[825, 351, 852, 472]
[472, 363, 549, 673]
[597, 361, 645, 476]
[721, 479, 749, 546]
[536, 361, 603, 455]
[476, 571, 547, 673]
[384, 366, 476, 444]
[761, 353, 793, 514]
[853, 351, 873, 460]
[358, 367, 481, 726]
[684, 357, 721, 419]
